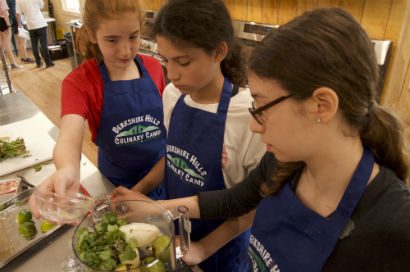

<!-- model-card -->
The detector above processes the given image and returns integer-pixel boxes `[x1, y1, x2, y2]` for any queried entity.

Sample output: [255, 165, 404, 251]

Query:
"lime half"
[40, 220, 57, 233]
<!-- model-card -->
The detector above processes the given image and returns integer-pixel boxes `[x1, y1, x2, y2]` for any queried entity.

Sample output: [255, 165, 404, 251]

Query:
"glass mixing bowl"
[72, 200, 190, 272]
[33, 188, 94, 224]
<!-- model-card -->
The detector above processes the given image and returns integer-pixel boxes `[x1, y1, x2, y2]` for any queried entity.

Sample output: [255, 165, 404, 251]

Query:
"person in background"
[30, 0, 167, 215]
[0, 0, 22, 69]
[15, 0, 54, 68]
[113, 7, 410, 272]
[113, 0, 265, 271]
[6, 0, 35, 63]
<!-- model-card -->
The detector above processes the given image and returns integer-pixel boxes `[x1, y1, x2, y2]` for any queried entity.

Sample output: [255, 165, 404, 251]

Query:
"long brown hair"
[249, 8, 410, 195]
[154, 0, 247, 87]
[76, 0, 143, 62]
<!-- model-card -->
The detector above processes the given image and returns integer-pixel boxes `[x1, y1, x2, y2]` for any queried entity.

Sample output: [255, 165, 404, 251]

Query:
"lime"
[40, 220, 56, 233]
[152, 235, 171, 262]
[115, 264, 140, 272]
[18, 221, 37, 239]
[17, 209, 32, 224]
[140, 257, 165, 272]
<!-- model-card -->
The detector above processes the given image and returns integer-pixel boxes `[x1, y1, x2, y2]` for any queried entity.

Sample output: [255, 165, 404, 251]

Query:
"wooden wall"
[224, 0, 398, 40]
[139, 0, 167, 11]
[141, 0, 404, 42]
[383, 2, 410, 142]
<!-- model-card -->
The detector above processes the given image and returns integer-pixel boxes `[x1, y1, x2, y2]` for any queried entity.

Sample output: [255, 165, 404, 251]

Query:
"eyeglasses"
[249, 94, 294, 125]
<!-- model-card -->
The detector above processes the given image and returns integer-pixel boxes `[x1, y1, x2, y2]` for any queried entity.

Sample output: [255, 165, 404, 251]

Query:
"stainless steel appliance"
[232, 20, 278, 60]
[140, 10, 159, 55]
[141, 10, 157, 42]
[140, 10, 168, 83]
[373, 40, 392, 101]
[232, 19, 392, 100]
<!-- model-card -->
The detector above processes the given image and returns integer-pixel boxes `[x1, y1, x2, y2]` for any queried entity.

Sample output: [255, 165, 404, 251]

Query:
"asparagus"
[0, 137, 31, 161]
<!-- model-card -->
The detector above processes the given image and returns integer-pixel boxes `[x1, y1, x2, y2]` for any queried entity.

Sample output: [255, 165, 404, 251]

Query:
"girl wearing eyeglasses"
[112, 0, 265, 271]
[113, 7, 410, 272]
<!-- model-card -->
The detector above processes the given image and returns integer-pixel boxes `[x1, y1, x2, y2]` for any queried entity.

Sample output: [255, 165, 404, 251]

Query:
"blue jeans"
[28, 26, 52, 65]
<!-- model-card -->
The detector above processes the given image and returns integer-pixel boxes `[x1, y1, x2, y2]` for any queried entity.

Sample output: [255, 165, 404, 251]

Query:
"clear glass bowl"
[72, 200, 180, 272]
[34, 188, 94, 224]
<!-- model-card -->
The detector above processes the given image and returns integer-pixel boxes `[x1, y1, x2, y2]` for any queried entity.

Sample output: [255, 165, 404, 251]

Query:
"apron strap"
[216, 78, 234, 115]
[134, 55, 149, 76]
[175, 77, 236, 116]
[98, 61, 110, 82]
[337, 148, 374, 217]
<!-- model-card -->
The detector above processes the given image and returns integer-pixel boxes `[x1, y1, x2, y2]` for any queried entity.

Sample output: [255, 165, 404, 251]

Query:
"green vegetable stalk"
[0, 137, 31, 161]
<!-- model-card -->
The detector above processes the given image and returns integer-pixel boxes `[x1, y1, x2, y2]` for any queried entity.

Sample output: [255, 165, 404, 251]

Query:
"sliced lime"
[40, 219, 57, 233]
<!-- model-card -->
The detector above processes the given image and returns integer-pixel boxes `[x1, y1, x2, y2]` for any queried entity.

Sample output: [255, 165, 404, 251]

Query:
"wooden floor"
[8, 57, 98, 166]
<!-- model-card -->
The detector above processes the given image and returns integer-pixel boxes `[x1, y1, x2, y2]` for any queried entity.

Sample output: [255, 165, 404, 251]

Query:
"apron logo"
[112, 115, 162, 145]
[166, 150, 207, 188]
[248, 235, 280, 272]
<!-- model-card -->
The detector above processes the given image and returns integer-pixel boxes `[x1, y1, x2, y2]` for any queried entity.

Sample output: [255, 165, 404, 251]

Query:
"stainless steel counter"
[0, 92, 114, 271]
[0, 92, 37, 126]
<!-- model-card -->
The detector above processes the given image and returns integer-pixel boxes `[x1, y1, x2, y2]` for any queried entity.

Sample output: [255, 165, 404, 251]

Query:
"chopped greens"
[75, 212, 170, 271]
[0, 137, 31, 161]
[75, 212, 137, 271]
[33, 160, 54, 172]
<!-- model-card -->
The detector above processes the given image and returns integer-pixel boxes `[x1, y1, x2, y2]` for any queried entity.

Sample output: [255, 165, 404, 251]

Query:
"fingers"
[28, 194, 41, 219]
[181, 240, 203, 266]
[111, 186, 130, 199]
[29, 177, 53, 218]
[111, 186, 152, 202]
[54, 170, 79, 196]
[29, 171, 79, 219]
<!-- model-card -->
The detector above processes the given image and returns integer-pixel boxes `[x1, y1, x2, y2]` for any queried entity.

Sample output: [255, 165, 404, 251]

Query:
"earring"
[316, 118, 321, 124]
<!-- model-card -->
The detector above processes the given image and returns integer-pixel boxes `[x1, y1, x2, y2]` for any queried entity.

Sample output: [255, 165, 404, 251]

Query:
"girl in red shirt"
[31, 0, 167, 215]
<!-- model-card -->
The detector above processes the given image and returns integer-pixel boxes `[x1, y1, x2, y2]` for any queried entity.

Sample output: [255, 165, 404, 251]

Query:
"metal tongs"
[0, 176, 34, 213]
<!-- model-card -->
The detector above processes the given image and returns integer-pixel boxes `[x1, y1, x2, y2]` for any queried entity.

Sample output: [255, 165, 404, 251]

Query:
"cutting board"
[0, 115, 55, 176]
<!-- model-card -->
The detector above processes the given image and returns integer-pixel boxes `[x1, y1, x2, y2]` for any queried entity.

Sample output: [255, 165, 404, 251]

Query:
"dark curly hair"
[154, 0, 247, 87]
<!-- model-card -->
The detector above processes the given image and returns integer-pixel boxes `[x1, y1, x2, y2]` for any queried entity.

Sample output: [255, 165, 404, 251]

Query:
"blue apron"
[249, 148, 374, 272]
[95, 57, 166, 199]
[166, 78, 249, 272]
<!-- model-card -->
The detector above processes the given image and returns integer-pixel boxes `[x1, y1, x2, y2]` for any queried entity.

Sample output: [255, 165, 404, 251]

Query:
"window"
[61, 0, 80, 13]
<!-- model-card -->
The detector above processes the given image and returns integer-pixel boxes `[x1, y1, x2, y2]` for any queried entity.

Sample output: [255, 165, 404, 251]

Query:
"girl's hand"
[181, 240, 208, 266]
[29, 166, 80, 218]
[111, 186, 152, 202]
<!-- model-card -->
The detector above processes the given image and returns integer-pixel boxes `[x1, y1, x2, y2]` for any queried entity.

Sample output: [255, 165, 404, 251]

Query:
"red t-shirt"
[61, 54, 165, 142]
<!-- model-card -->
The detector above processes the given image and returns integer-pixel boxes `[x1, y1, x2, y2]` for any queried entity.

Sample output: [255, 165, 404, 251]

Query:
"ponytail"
[361, 105, 410, 181]
[221, 38, 247, 87]
[262, 161, 305, 196]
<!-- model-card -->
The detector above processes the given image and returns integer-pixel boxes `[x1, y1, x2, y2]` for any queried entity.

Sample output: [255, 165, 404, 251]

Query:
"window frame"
[60, 0, 81, 15]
